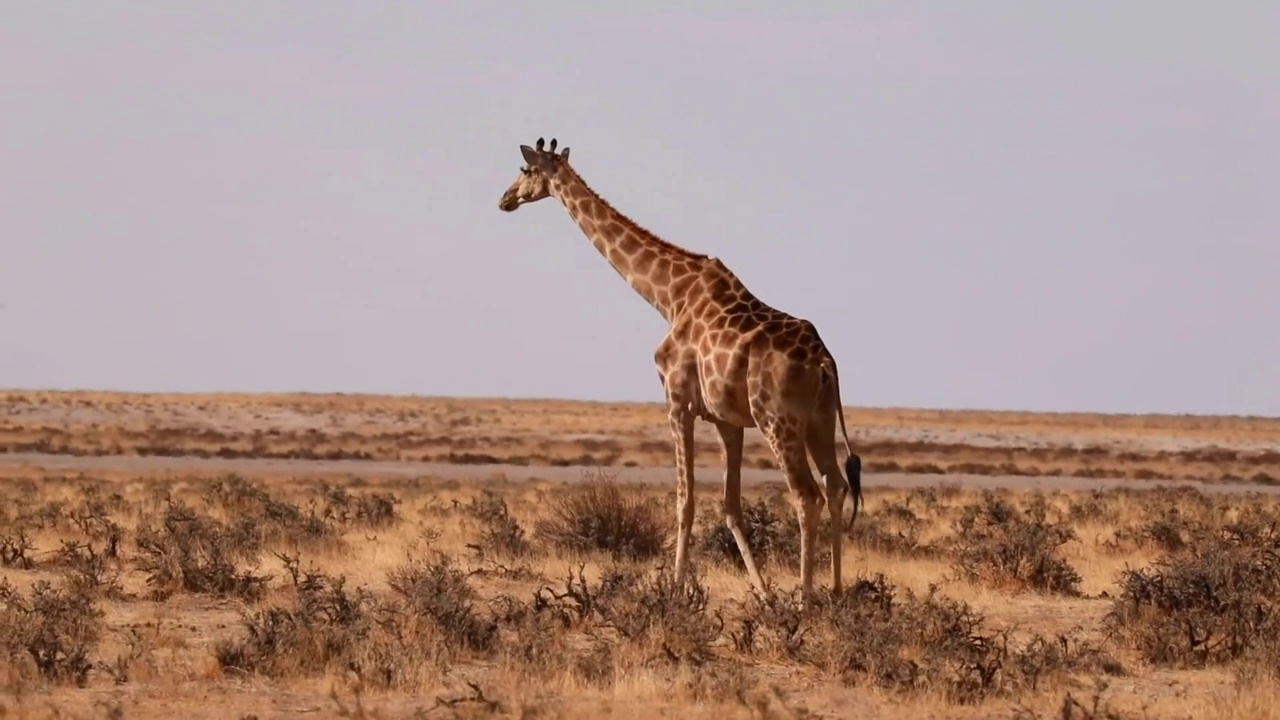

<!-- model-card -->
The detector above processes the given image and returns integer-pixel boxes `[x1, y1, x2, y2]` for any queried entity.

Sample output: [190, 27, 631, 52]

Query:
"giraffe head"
[499, 137, 571, 212]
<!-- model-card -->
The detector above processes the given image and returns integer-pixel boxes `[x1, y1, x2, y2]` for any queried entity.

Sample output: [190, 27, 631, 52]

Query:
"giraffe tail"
[845, 453, 863, 526]
[822, 356, 863, 524]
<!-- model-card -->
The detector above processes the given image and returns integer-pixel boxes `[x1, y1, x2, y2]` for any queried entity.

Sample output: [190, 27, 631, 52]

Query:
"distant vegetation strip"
[2, 425, 1277, 486]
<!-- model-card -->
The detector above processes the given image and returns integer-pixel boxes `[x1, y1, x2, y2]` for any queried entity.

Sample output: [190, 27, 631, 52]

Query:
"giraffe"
[498, 137, 863, 596]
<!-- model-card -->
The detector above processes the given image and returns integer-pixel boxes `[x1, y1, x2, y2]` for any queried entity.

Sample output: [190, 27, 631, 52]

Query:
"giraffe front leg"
[655, 335, 700, 588]
[669, 405, 697, 587]
[716, 421, 768, 596]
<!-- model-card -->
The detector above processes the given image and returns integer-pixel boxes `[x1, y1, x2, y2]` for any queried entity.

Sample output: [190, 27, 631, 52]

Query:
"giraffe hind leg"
[757, 414, 824, 596]
[806, 397, 848, 593]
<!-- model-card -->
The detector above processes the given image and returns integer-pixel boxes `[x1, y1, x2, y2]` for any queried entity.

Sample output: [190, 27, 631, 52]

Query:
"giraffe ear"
[560, 147, 570, 160]
[520, 145, 539, 166]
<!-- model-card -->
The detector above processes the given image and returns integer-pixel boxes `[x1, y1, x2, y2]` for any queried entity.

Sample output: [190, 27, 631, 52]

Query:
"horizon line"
[3, 386, 1276, 422]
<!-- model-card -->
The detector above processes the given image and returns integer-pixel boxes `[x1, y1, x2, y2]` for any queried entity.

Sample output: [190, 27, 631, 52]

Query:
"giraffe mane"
[558, 163, 710, 262]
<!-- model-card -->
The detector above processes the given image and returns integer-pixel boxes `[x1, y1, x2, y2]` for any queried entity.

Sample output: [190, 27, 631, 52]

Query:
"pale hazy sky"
[2, 4, 1277, 416]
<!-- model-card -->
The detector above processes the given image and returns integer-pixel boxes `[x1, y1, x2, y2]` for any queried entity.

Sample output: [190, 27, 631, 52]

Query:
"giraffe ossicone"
[498, 136, 864, 598]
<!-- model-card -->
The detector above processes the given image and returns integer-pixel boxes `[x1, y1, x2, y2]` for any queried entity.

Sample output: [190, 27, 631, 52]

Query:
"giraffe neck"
[549, 166, 706, 323]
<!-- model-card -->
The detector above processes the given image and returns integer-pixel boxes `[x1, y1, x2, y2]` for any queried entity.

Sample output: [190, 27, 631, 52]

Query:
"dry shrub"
[489, 592, 595, 684]
[386, 552, 501, 656]
[504, 561, 721, 676]
[0, 578, 103, 686]
[1100, 488, 1213, 554]
[463, 490, 532, 557]
[201, 475, 339, 548]
[534, 472, 668, 561]
[64, 484, 127, 553]
[1105, 490, 1272, 555]
[317, 481, 399, 529]
[847, 499, 937, 558]
[695, 489, 859, 572]
[950, 492, 1082, 596]
[47, 540, 124, 599]
[1104, 505, 1211, 555]
[134, 499, 271, 601]
[100, 623, 168, 686]
[696, 495, 798, 570]
[904, 484, 962, 516]
[0, 480, 37, 525]
[1, 483, 125, 573]
[1104, 516, 1280, 667]
[1064, 490, 1121, 525]
[0, 525, 36, 569]
[218, 554, 502, 689]
[592, 564, 720, 666]
[730, 574, 1117, 703]
[487, 567, 614, 686]
[1136, 486, 1233, 524]
[216, 569, 429, 688]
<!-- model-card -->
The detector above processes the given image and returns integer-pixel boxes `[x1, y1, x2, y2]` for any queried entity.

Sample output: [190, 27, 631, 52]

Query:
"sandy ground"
[4, 451, 1278, 496]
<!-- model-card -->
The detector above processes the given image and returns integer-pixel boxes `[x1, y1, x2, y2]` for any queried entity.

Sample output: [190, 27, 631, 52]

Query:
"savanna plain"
[3, 391, 1280, 719]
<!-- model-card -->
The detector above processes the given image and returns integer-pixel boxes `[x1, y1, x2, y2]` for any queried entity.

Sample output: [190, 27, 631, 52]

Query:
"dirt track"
[3, 451, 1276, 496]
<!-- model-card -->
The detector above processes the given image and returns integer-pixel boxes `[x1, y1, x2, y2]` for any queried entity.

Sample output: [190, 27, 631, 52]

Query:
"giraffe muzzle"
[499, 192, 521, 212]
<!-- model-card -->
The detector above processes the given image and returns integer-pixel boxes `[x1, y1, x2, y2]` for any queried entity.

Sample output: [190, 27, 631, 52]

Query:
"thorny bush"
[506, 561, 722, 673]
[0, 578, 103, 686]
[201, 475, 340, 549]
[316, 481, 399, 530]
[951, 492, 1083, 596]
[534, 472, 668, 561]
[217, 553, 497, 688]
[847, 499, 938, 558]
[463, 489, 532, 558]
[696, 495, 799, 570]
[1104, 516, 1280, 667]
[133, 498, 271, 601]
[216, 567, 426, 688]
[730, 574, 1119, 703]
[386, 552, 501, 656]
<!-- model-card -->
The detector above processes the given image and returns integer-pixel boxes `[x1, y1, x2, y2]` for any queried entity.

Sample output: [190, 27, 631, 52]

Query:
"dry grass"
[6, 464, 1280, 718]
[3, 390, 1279, 484]
[2, 390, 1279, 718]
